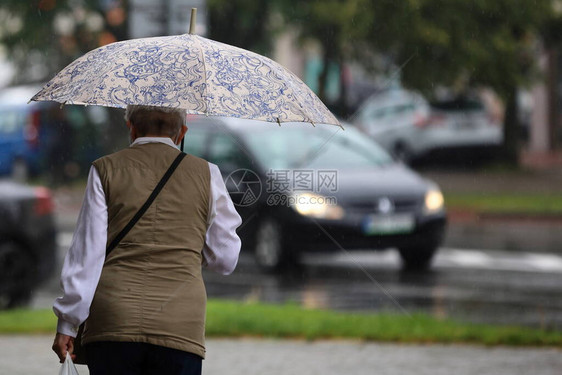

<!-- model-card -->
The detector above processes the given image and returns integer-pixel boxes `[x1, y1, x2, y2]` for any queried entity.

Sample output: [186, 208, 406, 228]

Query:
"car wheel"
[254, 218, 294, 272]
[398, 245, 437, 271]
[0, 241, 34, 309]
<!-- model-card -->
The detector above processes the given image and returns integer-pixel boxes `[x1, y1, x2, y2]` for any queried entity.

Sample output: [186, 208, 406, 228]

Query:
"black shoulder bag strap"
[105, 151, 187, 257]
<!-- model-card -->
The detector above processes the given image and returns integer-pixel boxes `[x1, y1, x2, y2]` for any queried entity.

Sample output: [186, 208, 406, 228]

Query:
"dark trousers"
[85, 341, 202, 375]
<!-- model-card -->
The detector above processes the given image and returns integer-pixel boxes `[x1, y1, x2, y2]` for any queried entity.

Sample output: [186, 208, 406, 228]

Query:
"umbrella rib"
[192, 35, 210, 115]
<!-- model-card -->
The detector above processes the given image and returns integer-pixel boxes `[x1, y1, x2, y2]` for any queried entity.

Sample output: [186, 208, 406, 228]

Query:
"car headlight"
[424, 188, 444, 213]
[291, 193, 345, 220]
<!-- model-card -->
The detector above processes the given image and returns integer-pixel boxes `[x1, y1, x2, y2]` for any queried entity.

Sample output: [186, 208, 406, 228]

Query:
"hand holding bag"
[59, 352, 79, 375]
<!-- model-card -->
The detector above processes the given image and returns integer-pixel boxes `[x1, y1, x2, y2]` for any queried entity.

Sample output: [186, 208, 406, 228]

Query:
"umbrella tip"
[276, 118, 281, 127]
[60, 101, 67, 109]
[189, 8, 197, 34]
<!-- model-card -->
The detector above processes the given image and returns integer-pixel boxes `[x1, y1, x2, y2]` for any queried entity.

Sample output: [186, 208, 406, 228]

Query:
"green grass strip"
[0, 308, 57, 334]
[444, 192, 562, 215]
[206, 300, 562, 346]
[2, 300, 561, 347]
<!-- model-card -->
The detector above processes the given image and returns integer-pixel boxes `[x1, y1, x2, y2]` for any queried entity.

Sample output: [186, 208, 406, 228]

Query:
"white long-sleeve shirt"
[53, 137, 242, 337]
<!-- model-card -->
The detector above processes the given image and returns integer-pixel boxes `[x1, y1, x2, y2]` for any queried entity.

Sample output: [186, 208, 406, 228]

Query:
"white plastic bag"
[59, 352, 79, 375]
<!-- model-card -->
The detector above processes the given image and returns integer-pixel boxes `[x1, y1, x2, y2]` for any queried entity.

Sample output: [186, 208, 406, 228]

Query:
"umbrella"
[30, 33, 340, 127]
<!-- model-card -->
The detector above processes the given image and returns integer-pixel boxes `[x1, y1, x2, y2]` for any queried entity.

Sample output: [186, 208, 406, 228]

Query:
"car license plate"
[362, 214, 415, 235]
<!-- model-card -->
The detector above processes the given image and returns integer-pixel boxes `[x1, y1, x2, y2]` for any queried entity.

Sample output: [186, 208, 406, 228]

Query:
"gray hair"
[125, 105, 186, 137]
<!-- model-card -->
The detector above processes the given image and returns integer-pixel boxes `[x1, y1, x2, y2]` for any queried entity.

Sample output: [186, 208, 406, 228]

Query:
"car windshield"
[241, 125, 394, 169]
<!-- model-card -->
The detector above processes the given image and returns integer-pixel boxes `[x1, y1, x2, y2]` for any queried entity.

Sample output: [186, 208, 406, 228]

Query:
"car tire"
[0, 241, 35, 309]
[254, 217, 295, 273]
[398, 245, 437, 271]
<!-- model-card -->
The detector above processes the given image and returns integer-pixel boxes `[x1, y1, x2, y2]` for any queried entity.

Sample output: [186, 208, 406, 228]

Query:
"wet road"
[205, 249, 562, 329]
[34, 232, 562, 329]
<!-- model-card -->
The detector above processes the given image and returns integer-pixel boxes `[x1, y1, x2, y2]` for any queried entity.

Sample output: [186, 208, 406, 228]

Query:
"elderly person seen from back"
[52, 105, 242, 375]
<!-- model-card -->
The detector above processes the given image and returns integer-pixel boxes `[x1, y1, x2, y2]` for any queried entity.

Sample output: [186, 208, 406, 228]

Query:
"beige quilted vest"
[83, 142, 210, 358]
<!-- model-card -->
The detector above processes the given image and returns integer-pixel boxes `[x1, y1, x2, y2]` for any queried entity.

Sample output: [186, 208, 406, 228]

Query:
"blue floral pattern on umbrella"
[32, 34, 339, 126]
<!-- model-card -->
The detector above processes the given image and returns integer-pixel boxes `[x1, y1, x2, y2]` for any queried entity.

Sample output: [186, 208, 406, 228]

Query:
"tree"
[208, 0, 373, 116]
[277, 0, 373, 116]
[207, 0, 276, 56]
[0, 0, 127, 84]
[539, 9, 562, 151]
[4, 1, 553, 165]
[279, 0, 553, 165]
[0, 1, 130, 175]
[365, 0, 552, 165]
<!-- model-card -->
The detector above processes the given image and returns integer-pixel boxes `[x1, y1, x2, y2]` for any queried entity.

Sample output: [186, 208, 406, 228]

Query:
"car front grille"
[346, 198, 420, 214]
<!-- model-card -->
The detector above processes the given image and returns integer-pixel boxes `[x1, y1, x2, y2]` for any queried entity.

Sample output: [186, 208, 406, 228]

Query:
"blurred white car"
[350, 89, 503, 162]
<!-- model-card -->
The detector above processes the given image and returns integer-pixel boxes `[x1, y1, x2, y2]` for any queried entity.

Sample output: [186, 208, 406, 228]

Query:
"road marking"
[304, 247, 562, 274]
[440, 249, 492, 267]
[437, 248, 562, 273]
[524, 253, 562, 272]
[59, 231, 562, 274]
[303, 251, 400, 268]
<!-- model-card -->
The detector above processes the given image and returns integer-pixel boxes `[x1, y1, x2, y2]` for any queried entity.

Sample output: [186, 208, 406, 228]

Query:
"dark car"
[184, 116, 447, 272]
[0, 180, 57, 308]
